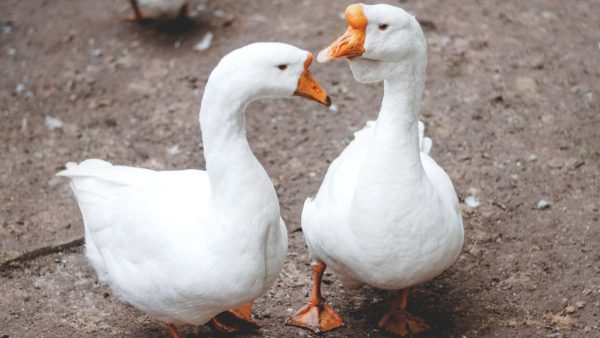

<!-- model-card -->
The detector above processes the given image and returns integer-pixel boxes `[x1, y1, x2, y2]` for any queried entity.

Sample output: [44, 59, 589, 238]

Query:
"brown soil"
[1, 0, 599, 337]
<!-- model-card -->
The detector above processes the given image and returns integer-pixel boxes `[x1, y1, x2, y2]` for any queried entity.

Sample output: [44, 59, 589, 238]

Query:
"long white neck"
[362, 59, 427, 182]
[199, 83, 275, 210]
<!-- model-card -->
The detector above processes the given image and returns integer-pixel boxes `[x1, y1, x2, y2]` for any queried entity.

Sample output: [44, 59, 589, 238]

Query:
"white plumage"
[288, 4, 464, 335]
[133, 0, 187, 20]
[57, 42, 328, 330]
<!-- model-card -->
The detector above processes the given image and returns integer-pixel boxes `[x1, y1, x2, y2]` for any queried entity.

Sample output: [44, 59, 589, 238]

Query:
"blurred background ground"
[1, 0, 599, 337]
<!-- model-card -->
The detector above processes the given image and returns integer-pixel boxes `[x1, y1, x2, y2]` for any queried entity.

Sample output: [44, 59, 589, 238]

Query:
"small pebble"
[213, 9, 225, 17]
[15, 83, 25, 93]
[328, 103, 338, 112]
[167, 145, 180, 156]
[174, 41, 181, 49]
[565, 305, 576, 314]
[575, 301, 586, 309]
[7, 47, 16, 56]
[465, 195, 481, 208]
[44, 115, 64, 130]
[91, 48, 102, 57]
[515, 77, 538, 93]
[252, 14, 267, 22]
[193, 32, 213, 51]
[541, 11, 556, 20]
[536, 199, 551, 210]
[528, 154, 538, 162]
[196, 4, 206, 11]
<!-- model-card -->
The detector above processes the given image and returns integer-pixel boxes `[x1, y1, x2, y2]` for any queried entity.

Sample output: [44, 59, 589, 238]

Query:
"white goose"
[58, 42, 330, 338]
[126, 0, 188, 21]
[287, 4, 464, 336]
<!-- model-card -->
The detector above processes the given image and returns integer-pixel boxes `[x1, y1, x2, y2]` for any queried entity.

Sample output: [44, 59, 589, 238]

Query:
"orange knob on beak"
[317, 4, 368, 63]
[294, 53, 332, 106]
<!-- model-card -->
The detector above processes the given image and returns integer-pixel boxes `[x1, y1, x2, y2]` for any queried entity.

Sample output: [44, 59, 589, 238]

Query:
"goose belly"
[304, 199, 463, 290]
[101, 223, 286, 324]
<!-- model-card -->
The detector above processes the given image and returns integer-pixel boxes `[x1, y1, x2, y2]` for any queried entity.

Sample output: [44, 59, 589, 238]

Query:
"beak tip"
[324, 95, 332, 107]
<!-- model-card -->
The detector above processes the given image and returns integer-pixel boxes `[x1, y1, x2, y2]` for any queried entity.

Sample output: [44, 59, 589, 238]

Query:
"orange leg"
[286, 261, 344, 333]
[377, 288, 430, 337]
[209, 301, 260, 333]
[166, 323, 181, 338]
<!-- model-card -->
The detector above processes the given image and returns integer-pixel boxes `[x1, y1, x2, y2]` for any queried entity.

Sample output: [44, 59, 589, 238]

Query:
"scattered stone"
[328, 103, 338, 112]
[213, 9, 225, 17]
[465, 195, 480, 208]
[193, 32, 213, 51]
[575, 301, 586, 309]
[515, 77, 538, 93]
[15, 83, 25, 94]
[7, 47, 16, 56]
[44, 115, 64, 130]
[536, 199, 551, 210]
[251, 14, 266, 22]
[91, 48, 102, 57]
[541, 11, 556, 20]
[565, 305, 576, 314]
[167, 145, 180, 156]
[174, 41, 181, 49]
[196, 4, 206, 11]
[528, 154, 538, 162]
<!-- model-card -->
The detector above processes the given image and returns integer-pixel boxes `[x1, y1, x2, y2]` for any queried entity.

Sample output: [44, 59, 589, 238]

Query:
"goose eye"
[378, 24, 389, 31]
[277, 64, 288, 70]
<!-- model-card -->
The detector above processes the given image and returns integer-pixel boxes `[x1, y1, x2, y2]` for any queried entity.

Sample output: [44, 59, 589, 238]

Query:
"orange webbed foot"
[286, 261, 344, 333]
[377, 288, 430, 336]
[209, 302, 260, 333]
[286, 300, 344, 333]
[378, 310, 430, 336]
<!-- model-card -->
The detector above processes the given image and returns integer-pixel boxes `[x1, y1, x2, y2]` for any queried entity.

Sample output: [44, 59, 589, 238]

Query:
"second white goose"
[287, 4, 464, 337]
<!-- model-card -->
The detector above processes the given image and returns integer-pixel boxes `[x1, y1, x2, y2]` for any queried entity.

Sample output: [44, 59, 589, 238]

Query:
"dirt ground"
[1, 0, 599, 337]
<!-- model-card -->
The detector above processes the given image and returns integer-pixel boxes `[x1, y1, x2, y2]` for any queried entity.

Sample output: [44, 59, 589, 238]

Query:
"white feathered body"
[302, 121, 463, 290]
[58, 159, 287, 324]
[137, 0, 187, 19]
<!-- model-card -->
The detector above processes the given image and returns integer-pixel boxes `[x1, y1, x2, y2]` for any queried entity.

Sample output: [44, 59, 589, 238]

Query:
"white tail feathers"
[57, 159, 113, 177]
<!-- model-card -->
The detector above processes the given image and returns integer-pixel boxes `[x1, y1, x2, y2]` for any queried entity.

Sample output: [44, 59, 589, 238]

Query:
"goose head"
[318, 3, 426, 84]
[207, 42, 331, 106]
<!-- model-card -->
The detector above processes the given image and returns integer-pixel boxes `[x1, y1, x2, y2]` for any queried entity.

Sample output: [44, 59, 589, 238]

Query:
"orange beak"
[317, 4, 367, 63]
[294, 53, 332, 106]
